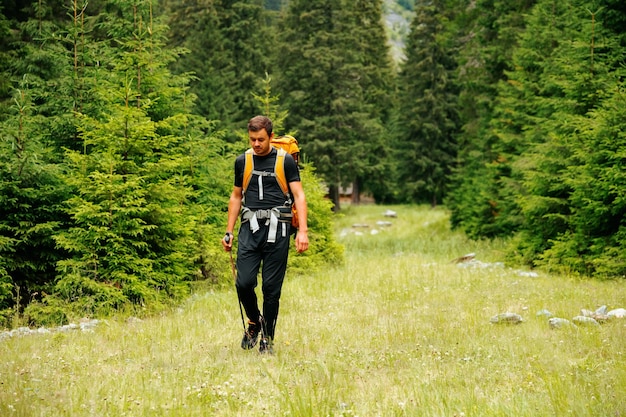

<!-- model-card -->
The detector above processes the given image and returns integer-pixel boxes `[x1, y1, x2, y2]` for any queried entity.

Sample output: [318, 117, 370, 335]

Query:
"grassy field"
[1, 205, 625, 416]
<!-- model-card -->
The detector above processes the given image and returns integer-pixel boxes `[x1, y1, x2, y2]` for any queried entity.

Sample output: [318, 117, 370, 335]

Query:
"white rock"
[572, 316, 600, 326]
[536, 309, 553, 318]
[376, 221, 393, 227]
[607, 308, 626, 318]
[383, 210, 397, 218]
[548, 317, 572, 329]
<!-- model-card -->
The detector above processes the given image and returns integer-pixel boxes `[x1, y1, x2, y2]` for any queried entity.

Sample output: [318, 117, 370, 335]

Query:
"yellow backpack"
[242, 135, 300, 229]
[270, 135, 300, 166]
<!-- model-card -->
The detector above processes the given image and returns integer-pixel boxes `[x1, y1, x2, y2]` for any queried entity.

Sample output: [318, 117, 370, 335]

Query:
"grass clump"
[1, 205, 624, 416]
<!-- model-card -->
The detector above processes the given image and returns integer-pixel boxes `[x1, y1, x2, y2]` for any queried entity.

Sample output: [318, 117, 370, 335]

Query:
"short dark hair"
[247, 115, 273, 137]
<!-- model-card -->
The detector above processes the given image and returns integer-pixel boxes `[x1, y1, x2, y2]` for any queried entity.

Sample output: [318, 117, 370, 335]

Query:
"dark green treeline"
[0, 0, 624, 325]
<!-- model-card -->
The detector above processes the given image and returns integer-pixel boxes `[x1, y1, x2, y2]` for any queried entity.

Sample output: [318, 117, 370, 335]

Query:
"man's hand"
[295, 229, 309, 253]
[222, 232, 234, 252]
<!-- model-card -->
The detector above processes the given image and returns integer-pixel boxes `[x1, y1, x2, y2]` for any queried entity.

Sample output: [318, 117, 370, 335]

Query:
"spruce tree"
[165, 0, 274, 138]
[509, 0, 626, 275]
[276, 0, 393, 208]
[446, 0, 536, 237]
[0, 0, 77, 324]
[51, 0, 199, 316]
[393, 0, 459, 206]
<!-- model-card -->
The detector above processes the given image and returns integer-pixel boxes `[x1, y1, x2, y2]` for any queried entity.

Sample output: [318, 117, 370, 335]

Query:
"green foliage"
[165, 0, 274, 137]
[286, 165, 344, 273]
[0, 7, 13, 117]
[529, 81, 626, 277]
[46, 0, 202, 317]
[22, 298, 68, 327]
[276, 0, 394, 208]
[187, 128, 241, 285]
[393, 0, 459, 206]
[446, 0, 536, 237]
[0, 83, 69, 317]
[0, 268, 13, 326]
[501, 0, 626, 276]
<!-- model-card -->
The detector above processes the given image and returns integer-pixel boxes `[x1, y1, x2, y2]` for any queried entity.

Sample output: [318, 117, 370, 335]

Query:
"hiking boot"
[241, 319, 262, 350]
[259, 337, 274, 355]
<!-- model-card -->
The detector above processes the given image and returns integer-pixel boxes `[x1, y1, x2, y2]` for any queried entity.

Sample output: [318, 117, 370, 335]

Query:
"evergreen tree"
[393, 0, 459, 206]
[509, 0, 626, 275]
[165, 0, 274, 138]
[0, 82, 69, 326]
[276, 0, 393, 209]
[0, 0, 79, 325]
[346, 0, 396, 203]
[50, 0, 200, 317]
[446, 0, 536, 237]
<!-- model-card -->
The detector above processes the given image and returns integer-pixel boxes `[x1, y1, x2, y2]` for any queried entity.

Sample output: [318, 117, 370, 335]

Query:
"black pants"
[236, 220, 290, 340]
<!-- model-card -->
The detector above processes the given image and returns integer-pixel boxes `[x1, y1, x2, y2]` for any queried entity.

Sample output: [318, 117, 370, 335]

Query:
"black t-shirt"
[234, 148, 301, 210]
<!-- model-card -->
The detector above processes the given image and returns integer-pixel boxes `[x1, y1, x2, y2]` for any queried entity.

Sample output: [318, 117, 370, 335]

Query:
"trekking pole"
[225, 234, 246, 332]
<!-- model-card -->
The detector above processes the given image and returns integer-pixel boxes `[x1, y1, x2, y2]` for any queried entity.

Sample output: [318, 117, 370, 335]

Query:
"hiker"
[221, 115, 309, 354]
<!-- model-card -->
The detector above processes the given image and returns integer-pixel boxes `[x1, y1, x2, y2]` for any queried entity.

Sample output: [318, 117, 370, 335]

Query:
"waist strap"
[241, 207, 292, 243]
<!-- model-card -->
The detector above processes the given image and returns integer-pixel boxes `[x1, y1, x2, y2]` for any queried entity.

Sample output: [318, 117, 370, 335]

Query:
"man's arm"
[289, 181, 309, 253]
[222, 186, 243, 251]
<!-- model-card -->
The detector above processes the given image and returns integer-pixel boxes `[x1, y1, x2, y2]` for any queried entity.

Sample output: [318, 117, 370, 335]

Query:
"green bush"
[287, 164, 344, 274]
[23, 299, 68, 327]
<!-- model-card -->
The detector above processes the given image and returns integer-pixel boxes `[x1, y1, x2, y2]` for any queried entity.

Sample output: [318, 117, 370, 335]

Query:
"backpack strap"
[274, 148, 289, 196]
[242, 149, 254, 193]
[242, 148, 290, 198]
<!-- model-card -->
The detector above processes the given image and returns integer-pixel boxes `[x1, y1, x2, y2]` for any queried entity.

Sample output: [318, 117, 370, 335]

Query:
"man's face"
[249, 129, 273, 156]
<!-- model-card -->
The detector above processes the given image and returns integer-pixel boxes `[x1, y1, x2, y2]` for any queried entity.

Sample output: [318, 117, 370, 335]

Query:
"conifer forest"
[0, 0, 624, 325]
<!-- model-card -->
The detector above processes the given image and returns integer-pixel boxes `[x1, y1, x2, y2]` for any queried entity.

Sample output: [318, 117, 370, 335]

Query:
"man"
[221, 115, 309, 354]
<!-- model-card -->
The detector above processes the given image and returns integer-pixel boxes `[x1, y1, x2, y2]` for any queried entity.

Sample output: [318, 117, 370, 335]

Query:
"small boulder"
[536, 309, 553, 318]
[595, 305, 608, 315]
[607, 308, 626, 319]
[548, 317, 573, 329]
[490, 312, 523, 325]
[572, 316, 600, 327]
[581, 306, 611, 322]
[375, 221, 393, 227]
[383, 210, 397, 218]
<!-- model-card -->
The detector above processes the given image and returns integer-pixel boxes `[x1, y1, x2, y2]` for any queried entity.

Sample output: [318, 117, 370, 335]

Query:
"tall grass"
[1, 205, 625, 416]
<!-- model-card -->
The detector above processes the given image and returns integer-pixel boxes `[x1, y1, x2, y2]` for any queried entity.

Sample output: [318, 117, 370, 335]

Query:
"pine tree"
[0, 0, 78, 324]
[276, 0, 393, 209]
[51, 0, 199, 316]
[165, 0, 274, 138]
[510, 0, 626, 275]
[446, 0, 536, 237]
[393, 0, 459, 206]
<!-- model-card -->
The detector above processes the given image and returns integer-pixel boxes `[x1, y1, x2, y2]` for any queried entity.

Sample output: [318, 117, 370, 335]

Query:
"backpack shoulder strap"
[243, 148, 289, 197]
[242, 149, 254, 192]
[274, 148, 289, 196]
